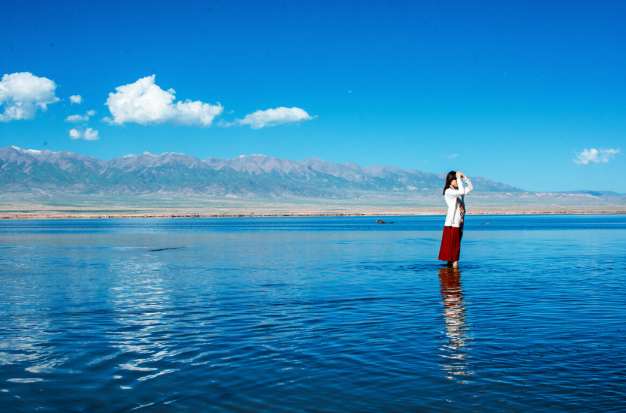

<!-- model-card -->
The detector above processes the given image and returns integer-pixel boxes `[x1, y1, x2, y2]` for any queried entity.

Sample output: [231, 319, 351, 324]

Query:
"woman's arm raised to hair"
[445, 176, 473, 197]
[463, 176, 473, 194]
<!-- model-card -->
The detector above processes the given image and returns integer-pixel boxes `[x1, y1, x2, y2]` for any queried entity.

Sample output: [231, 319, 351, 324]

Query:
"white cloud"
[448, 153, 458, 159]
[65, 110, 97, 123]
[69, 128, 99, 141]
[574, 148, 620, 165]
[83, 128, 99, 141]
[0, 72, 59, 121]
[236, 107, 313, 129]
[65, 114, 89, 122]
[105, 75, 223, 127]
[69, 95, 83, 104]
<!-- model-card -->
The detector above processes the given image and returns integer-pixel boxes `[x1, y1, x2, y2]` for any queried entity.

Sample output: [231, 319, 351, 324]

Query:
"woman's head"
[443, 171, 457, 195]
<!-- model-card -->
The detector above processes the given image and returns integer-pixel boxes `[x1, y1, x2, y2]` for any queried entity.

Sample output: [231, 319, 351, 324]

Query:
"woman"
[438, 171, 473, 267]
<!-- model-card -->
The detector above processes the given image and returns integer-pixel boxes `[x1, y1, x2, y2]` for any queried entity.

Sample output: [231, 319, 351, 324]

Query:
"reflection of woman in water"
[438, 171, 473, 267]
[438, 267, 472, 380]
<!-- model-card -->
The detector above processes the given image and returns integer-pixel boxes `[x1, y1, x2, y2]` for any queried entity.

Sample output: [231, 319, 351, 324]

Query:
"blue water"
[1, 215, 625, 412]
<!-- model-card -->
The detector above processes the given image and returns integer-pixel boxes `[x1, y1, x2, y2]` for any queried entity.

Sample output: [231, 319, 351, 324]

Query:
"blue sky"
[1, 0, 624, 192]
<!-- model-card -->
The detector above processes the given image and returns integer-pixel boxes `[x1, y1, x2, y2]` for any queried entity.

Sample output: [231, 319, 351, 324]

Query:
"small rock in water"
[376, 220, 386, 224]
[149, 247, 182, 252]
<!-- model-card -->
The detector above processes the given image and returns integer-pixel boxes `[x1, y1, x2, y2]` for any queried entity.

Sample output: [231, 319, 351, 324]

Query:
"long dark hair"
[443, 171, 456, 195]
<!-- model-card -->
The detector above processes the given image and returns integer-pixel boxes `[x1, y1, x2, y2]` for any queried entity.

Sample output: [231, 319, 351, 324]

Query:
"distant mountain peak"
[123, 152, 156, 158]
[344, 161, 362, 170]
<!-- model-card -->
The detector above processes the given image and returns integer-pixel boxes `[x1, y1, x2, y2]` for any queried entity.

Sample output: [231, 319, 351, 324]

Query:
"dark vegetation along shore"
[1, 146, 624, 219]
[2, 212, 625, 220]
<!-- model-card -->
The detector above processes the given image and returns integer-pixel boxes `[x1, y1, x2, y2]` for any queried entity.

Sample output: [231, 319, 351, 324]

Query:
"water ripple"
[0, 216, 625, 412]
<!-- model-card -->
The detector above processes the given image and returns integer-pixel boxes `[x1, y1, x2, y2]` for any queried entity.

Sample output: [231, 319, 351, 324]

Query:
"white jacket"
[444, 177, 473, 227]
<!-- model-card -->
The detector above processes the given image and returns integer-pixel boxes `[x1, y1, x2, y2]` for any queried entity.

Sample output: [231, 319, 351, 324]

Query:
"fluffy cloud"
[574, 148, 620, 165]
[83, 128, 100, 141]
[65, 110, 96, 123]
[69, 128, 99, 141]
[236, 107, 313, 129]
[66, 114, 89, 122]
[69, 95, 83, 104]
[0, 72, 59, 121]
[105, 75, 223, 127]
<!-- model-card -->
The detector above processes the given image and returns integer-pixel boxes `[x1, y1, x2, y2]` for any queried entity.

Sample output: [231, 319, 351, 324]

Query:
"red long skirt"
[438, 226, 461, 262]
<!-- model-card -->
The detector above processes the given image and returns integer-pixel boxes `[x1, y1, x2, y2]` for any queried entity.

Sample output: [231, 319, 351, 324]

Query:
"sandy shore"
[1, 193, 624, 220]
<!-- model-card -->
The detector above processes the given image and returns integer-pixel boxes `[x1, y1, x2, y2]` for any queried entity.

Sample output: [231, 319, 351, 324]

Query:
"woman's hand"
[456, 171, 465, 179]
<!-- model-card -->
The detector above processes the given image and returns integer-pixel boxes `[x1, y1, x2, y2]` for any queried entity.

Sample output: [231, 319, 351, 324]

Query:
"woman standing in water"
[439, 171, 473, 267]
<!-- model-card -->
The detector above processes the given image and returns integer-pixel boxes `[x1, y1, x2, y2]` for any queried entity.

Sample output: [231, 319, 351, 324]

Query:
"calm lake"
[1, 215, 625, 412]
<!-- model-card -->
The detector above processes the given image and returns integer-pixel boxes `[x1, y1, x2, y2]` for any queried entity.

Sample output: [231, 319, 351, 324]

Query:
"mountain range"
[0, 145, 535, 198]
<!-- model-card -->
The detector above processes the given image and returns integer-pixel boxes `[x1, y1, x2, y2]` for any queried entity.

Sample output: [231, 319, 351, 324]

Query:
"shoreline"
[1, 210, 624, 220]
